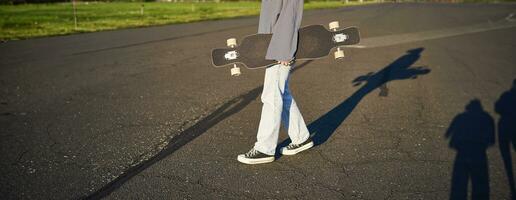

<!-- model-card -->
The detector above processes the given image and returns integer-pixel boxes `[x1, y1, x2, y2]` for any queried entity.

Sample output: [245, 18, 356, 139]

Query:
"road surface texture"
[1, 3, 516, 200]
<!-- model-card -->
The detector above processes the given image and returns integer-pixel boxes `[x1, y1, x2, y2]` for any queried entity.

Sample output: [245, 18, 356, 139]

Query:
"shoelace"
[245, 148, 259, 157]
[287, 143, 301, 149]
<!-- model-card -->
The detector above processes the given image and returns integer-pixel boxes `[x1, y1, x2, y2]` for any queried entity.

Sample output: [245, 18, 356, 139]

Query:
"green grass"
[0, 1, 374, 40]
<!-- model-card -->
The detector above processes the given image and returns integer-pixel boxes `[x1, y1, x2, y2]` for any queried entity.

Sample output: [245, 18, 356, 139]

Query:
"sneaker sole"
[237, 155, 274, 165]
[280, 141, 314, 155]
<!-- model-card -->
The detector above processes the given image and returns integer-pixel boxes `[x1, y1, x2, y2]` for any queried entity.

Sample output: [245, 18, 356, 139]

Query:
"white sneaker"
[237, 148, 274, 164]
[280, 138, 314, 155]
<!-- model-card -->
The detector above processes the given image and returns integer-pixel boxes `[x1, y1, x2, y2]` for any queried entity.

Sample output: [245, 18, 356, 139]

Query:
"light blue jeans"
[254, 64, 310, 155]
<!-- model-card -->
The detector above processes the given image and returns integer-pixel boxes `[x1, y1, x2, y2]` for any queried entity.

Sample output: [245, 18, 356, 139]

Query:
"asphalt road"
[1, 3, 516, 200]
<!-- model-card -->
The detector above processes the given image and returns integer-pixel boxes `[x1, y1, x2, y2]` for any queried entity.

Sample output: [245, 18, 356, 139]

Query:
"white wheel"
[334, 49, 345, 59]
[329, 21, 340, 31]
[227, 38, 237, 48]
[230, 65, 241, 76]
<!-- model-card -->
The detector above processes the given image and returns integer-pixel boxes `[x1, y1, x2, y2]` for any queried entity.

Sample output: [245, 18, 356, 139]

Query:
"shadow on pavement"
[82, 60, 313, 199]
[446, 99, 495, 200]
[275, 47, 430, 153]
[495, 79, 516, 200]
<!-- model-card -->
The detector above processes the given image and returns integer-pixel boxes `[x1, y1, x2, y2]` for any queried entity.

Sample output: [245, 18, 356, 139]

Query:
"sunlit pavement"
[1, 3, 516, 199]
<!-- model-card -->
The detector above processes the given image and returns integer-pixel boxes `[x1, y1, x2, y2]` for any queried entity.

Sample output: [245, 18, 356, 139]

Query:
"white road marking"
[348, 19, 516, 49]
[346, 45, 367, 48]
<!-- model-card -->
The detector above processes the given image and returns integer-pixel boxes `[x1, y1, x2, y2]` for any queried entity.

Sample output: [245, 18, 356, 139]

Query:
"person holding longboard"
[237, 0, 314, 164]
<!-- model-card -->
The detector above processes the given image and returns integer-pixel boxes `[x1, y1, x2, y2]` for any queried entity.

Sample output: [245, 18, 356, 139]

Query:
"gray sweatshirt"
[258, 0, 304, 61]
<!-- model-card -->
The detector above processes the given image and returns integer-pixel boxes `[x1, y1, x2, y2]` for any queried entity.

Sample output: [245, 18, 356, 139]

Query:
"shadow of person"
[282, 47, 430, 148]
[446, 99, 495, 200]
[495, 79, 516, 200]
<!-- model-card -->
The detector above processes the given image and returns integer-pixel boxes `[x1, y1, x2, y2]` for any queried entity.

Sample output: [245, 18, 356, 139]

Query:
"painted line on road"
[347, 45, 367, 48]
[349, 20, 516, 49]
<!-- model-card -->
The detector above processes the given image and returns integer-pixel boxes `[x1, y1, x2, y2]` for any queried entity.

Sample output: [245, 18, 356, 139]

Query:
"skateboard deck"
[211, 24, 360, 70]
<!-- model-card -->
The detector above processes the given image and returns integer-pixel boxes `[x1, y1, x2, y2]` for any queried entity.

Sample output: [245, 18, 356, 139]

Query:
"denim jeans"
[254, 64, 310, 155]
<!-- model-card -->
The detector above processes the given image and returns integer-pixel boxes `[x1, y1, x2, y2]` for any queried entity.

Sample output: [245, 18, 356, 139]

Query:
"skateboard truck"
[224, 50, 238, 60]
[333, 33, 349, 43]
[329, 21, 345, 59]
[226, 38, 241, 76]
[225, 38, 238, 60]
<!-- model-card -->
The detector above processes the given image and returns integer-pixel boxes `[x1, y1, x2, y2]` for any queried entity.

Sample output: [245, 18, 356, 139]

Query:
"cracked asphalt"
[1, 3, 516, 200]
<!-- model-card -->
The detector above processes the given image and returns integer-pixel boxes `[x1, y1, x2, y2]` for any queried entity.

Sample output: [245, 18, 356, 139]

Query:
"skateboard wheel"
[227, 38, 237, 48]
[231, 65, 241, 76]
[334, 49, 345, 59]
[329, 21, 340, 31]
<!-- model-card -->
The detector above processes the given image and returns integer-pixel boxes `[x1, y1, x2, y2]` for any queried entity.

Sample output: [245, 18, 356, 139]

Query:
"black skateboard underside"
[211, 25, 360, 69]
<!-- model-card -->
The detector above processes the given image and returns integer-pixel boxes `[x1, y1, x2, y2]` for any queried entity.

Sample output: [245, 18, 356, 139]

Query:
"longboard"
[211, 21, 360, 75]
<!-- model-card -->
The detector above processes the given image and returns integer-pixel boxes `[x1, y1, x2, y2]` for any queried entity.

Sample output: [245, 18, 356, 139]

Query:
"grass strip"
[0, 1, 375, 40]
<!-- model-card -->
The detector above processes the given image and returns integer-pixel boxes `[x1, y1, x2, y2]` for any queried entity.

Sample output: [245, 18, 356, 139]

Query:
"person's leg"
[280, 68, 310, 145]
[253, 64, 291, 155]
[279, 64, 313, 155]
